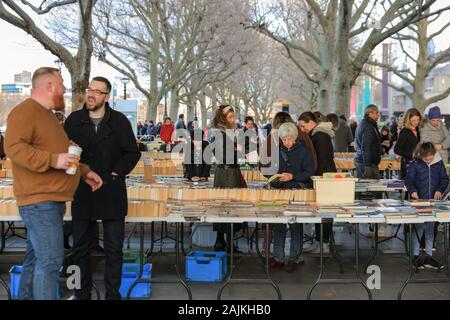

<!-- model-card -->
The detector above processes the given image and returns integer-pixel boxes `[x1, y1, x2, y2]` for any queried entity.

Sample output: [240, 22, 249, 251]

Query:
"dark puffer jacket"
[405, 153, 449, 200]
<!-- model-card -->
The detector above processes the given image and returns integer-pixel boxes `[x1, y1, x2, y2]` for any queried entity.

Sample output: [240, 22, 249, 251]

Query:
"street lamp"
[194, 104, 198, 121]
[54, 59, 63, 72]
[121, 77, 130, 100]
[164, 91, 168, 119]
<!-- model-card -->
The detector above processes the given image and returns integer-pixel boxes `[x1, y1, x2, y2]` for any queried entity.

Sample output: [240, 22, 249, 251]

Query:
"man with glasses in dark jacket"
[64, 76, 141, 300]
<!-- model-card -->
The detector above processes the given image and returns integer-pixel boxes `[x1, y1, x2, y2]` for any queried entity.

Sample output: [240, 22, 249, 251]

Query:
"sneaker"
[67, 295, 79, 300]
[296, 255, 305, 264]
[303, 241, 319, 253]
[424, 255, 444, 270]
[413, 255, 425, 270]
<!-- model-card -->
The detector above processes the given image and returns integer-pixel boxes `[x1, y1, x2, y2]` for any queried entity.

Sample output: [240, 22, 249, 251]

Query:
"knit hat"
[278, 122, 298, 141]
[428, 106, 442, 120]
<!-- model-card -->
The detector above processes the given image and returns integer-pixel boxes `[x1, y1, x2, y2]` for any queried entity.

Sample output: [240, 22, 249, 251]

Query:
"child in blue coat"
[405, 142, 449, 270]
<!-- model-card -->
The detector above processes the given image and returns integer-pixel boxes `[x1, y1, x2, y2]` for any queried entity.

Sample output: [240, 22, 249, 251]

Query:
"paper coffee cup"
[66, 145, 82, 175]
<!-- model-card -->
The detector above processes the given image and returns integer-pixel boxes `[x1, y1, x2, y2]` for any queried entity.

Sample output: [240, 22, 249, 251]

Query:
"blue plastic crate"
[119, 263, 152, 299]
[9, 265, 61, 300]
[185, 251, 227, 282]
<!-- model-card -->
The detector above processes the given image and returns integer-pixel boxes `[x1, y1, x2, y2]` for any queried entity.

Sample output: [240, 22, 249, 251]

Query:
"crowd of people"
[4, 66, 450, 299]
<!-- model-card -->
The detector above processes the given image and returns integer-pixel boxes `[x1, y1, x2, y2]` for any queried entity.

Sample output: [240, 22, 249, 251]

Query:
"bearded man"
[5, 67, 103, 300]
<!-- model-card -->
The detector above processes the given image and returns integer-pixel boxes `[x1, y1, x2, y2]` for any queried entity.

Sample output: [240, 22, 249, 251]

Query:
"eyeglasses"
[86, 88, 109, 96]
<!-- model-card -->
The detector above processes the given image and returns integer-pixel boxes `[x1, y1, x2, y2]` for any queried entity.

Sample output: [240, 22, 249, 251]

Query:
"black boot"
[214, 232, 226, 251]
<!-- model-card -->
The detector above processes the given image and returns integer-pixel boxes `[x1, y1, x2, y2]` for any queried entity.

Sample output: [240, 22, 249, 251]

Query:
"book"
[316, 212, 336, 219]
[255, 210, 282, 217]
[283, 211, 315, 217]
[267, 174, 283, 185]
[415, 207, 438, 213]
[323, 172, 350, 179]
[387, 182, 405, 188]
[401, 214, 418, 218]
[336, 213, 353, 218]
[381, 212, 403, 217]
[408, 201, 432, 207]
[433, 210, 450, 218]
[417, 212, 433, 216]
[384, 215, 403, 219]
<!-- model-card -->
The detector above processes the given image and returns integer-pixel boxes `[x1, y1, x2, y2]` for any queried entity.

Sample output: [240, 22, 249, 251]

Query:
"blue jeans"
[272, 224, 303, 263]
[18, 201, 65, 300]
[412, 222, 434, 256]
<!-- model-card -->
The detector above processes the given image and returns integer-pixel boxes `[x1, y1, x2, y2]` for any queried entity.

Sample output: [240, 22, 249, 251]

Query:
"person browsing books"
[269, 122, 314, 273]
[405, 142, 448, 270]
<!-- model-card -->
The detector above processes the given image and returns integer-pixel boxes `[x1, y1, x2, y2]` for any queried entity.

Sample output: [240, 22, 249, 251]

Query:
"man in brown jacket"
[4, 67, 103, 300]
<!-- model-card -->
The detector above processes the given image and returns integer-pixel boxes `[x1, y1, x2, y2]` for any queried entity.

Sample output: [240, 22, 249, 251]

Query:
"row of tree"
[1, 0, 450, 124]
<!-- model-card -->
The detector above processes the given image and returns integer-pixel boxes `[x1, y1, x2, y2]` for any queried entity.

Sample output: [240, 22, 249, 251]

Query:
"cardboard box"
[313, 177, 357, 205]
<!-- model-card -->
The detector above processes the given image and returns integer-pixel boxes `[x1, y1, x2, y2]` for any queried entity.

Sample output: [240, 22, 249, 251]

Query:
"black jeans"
[315, 222, 331, 243]
[71, 218, 125, 300]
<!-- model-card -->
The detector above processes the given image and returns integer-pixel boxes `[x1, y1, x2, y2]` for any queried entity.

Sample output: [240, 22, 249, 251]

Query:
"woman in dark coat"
[270, 122, 314, 273]
[259, 111, 317, 257]
[210, 105, 245, 252]
[183, 128, 211, 181]
[394, 108, 422, 179]
[298, 111, 337, 254]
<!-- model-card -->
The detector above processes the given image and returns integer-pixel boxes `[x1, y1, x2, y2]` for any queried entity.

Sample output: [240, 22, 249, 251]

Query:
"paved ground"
[1, 221, 450, 300]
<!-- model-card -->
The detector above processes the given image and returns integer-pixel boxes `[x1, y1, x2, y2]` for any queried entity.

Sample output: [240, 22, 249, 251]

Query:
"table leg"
[0, 275, 10, 300]
[127, 222, 192, 300]
[307, 223, 324, 300]
[217, 224, 234, 300]
[217, 223, 282, 300]
[145, 222, 155, 259]
[365, 224, 379, 273]
[355, 224, 372, 299]
[127, 223, 146, 299]
[265, 223, 282, 300]
[398, 224, 414, 300]
[0, 222, 5, 255]
[175, 223, 192, 299]
[308, 222, 372, 300]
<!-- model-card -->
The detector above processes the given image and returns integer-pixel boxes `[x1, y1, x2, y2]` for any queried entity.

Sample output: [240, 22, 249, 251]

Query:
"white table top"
[2, 214, 450, 225]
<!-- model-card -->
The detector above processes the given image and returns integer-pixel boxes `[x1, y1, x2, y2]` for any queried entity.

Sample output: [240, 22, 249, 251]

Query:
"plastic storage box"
[123, 250, 140, 264]
[119, 263, 152, 299]
[185, 251, 227, 282]
[9, 265, 61, 300]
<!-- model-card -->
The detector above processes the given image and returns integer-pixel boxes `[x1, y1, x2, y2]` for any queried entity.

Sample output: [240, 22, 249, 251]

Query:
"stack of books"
[433, 210, 450, 218]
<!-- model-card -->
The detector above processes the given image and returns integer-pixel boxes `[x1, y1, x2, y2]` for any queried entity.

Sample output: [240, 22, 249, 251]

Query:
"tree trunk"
[413, 17, 429, 112]
[169, 89, 180, 120]
[199, 94, 207, 127]
[186, 95, 194, 122]
[70, 71, 88, 112]
[147, 97, 158, 123]
[332, 0, 352, 116]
